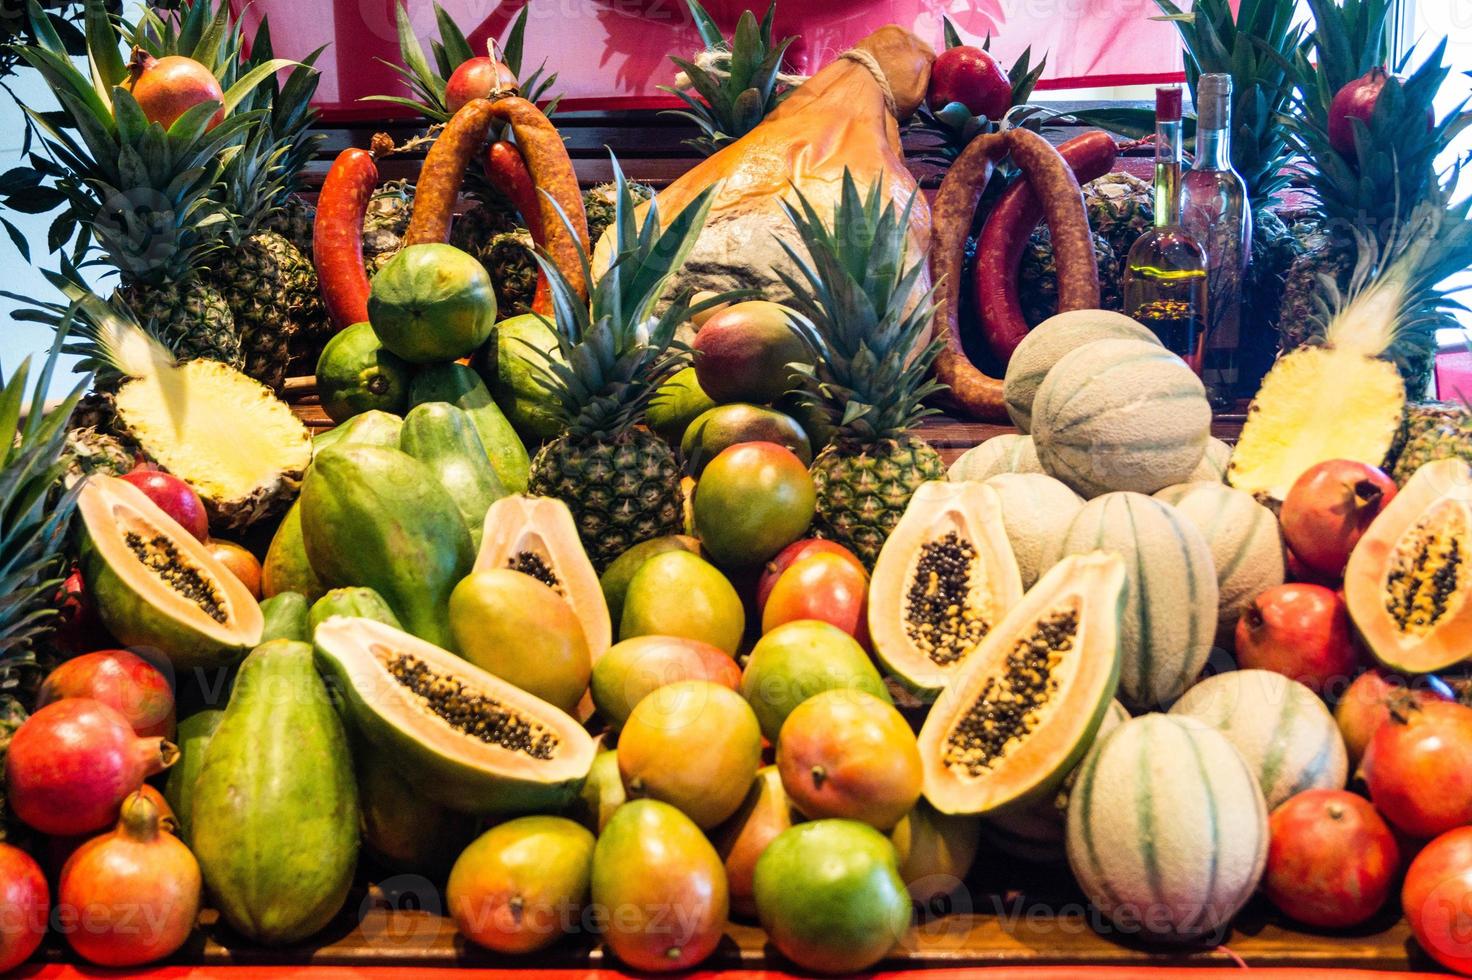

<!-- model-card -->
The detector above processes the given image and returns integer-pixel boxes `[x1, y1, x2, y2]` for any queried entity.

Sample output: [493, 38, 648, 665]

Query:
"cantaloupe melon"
[947, 434, 1042, 483]
[1186, 437, 1232, 483]
[1155, 481, 1286, 647]
[1066, 713, 1268, 944]
[1031, 339, 1211, 498]
[1049, 492, 1218, 710]
[1002, 310, 1162, 432]
[982, 473, 1084, 589]
[1169, 670, 1347, 810]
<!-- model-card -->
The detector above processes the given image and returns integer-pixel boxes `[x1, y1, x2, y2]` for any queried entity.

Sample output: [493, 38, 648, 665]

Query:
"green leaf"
[728, 11, 761, 88]
[26, 0, 67, 57]
[501, 5, 530, 76]
[221, 58, 301, 115]
[686, 0, 724, 50]
[943, 16, 963, 50]
[85, 0, 127, 91]
[434, 4, 476, 66]
[0, 218, 31, 263]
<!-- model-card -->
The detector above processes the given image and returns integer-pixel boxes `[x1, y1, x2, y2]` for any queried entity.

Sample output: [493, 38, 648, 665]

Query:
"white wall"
[0, 71, 85, 397]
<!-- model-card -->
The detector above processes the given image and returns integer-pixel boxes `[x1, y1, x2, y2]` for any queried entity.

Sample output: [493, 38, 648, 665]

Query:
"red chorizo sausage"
[313, 147, 378, 332]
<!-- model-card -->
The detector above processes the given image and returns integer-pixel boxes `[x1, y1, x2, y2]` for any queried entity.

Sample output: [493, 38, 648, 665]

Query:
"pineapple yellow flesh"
[114, 360, 312, 529]
[1228, 346, 1405, 500]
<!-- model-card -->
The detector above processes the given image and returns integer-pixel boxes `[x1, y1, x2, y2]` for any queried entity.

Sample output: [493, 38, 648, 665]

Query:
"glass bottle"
[1123, 85, 1210, 373]
[1182, 73, 1252, 400]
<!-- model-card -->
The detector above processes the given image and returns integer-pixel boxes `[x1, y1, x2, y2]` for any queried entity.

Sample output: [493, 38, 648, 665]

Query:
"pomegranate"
[5, 699, 177, 836]
[927, 45, 1012, 119]
[1264, 789, 1400, 928]
[51, 568, 113, 657]
[1280, 459, 1397, 576]
[1362, 699, 1472, 839]
[122, 50, 224, 130]
[1326, 68, 1430, 156]
[57, 791, 200, 967]
[1284, 548, 1342, 588]
[756, 538, 865, 612]
[37, 649, 175, 739]
[761, 552, 869, 645]
[1337, 669, 1453, 768]
[209, 539, 263, 599]
[1234, 583, 1358, 694]
[445, 57, 519, 113]
[1404, 827, 1472, 973]
[0, 843, 48, 973]
[119, 468, 209, 541]
[46, 785, 177, 879]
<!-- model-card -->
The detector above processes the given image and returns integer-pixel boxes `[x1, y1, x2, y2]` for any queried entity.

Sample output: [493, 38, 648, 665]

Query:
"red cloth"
[226, 0, 1186, 119]
[1438, 349, 1471, 401]
[10, 968, 1463, 979]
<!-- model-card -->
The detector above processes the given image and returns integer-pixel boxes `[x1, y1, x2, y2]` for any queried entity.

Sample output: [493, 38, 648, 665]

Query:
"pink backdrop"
[229, 0, 1186, 118]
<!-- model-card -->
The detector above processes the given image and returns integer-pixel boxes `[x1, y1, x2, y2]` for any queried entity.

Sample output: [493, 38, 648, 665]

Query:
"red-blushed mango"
[692, 301, 809, 404]
[693, 442, 815, 568]
[590, 635, 742, 729]
[681, 404, 811, 477]
[713, 767, 797, 919]
[762, 552, 869, 644]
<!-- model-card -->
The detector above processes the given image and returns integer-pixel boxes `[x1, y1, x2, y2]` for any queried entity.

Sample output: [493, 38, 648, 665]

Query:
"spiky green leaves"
[523, 157, 721, 439]
[775, 170, 943, 444]
[660, 0, 795, 156]
[0, 316, 88, 676]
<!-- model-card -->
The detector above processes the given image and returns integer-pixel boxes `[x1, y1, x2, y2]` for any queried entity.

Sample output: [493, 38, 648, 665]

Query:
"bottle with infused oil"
[1123, 84, 1209, 372]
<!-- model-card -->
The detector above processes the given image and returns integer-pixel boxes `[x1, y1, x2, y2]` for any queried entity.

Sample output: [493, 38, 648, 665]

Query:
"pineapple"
[526, 162, 721, 569]
[1391, 402, 1472, 484]
[584, 180, 656, 250]
[1082, 173, 1154, 269]
[16, 0, 289, 368]
[776, 171, 947, 566]
[1279, 0, 1462, 395]
[1229, 182, 1472, 500]
[10, 275, 313, 530]
[1017, 229, 1121, 326]
[1019, 173, 1151, 320]
[480, 230, 540, 318]
[660, 0, 795, 156]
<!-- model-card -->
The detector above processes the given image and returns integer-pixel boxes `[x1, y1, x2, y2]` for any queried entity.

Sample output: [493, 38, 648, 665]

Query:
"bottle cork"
[1198, 73, 1232, 130]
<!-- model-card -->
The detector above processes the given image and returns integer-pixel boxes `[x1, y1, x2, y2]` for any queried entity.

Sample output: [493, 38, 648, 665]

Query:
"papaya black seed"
[1383, 512, 1465, 634]
[384, 652, 559, 759]
[505, 551, 563, 594]
[904, 531, 989, 666]
[125, 532, 228, 623]
[941, 604, 1079, 778]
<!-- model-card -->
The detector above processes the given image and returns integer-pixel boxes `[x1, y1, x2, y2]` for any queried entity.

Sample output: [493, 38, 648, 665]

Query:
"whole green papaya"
[163, 706, 224, 844]
[301, 446, 473, 649]
[191, 640, 358, 945]
[310, 409, 404, 457]
[400, 402, 506, 549]
[409, 362, 530, 492]
[259, 592, 310, 642]
[309, 587, 402, 634]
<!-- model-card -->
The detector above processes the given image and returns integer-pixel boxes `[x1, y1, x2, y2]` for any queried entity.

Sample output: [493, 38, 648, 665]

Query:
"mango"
[692, 301, 810, 404]
[619, 551, 744, 655]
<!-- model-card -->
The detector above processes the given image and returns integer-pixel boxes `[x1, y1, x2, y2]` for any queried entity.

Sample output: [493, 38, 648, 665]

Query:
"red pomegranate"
[1326, 68, 1432, 157]
[1234, 583, 1358, 694]
[1264, 789, 1400, 928]
[5, 699, 177, 837]
[0, 843, 48, 974]
[37, 649, 175, 739]
[49, 568, 113, 657]
[1280, 460, 1397, 576]
[927, 45, 1012, 119]
[119, 468, 209, 541]
[209, 540, 263, 599]
[445, 57, 519, 113]
[45, 784, 177, 879]
[756, 538, 865, 612]
[1362, 699, 1472, 839]
[1404, 827, 1472, 973]
[1336, 669, 1452, 768]
[58, 791, 200, 967]
[122, 50, 224, 130]
[1283, 548, 1342, 588]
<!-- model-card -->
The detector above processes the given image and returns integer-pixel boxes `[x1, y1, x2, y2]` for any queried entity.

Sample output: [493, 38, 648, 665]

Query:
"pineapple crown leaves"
[659, 0, 796, 156]
[0, 310, 88, 665]
[1315, 168, 1472, 369]
[773, 169, 944, 441]
[365, 3, 559, 123]
[1283, 35, 1472, 239]
[908, 32, 1046, 166]
[522, 156, 729, 436]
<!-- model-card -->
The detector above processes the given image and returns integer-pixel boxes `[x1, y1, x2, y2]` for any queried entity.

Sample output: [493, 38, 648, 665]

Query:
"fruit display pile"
[3, 0, 1472, 975]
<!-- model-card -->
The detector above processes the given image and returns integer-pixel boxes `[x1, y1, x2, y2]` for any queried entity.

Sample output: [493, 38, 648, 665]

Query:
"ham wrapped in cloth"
[592, 27, 936, 341]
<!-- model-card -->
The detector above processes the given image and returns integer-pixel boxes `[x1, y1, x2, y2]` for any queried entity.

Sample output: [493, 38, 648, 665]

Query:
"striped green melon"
[982, 473, 1084, 589]
[980, 699, 1128, 863]
[1154, 481, 1286, 647]
[1049, 492, 1217, 711]
[1169, 670, 1347, 811]
[1031, 339, 1212, 498]
[947, 434, 1042, 482]
[1002, 310, 1162, 432]
[1066, 713, 1268, 944]
[1186, 437, 1232, 483]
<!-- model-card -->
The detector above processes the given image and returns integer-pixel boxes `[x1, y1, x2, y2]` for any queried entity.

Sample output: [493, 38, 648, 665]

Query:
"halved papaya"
[80, 475, 262, 668]
[476, 495, 612, 660]
[869, 481, 1024, 695]
[313, 616, 596, 815]
[917, 552, 1126, 815]
[1345, 458, 1472, 673]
